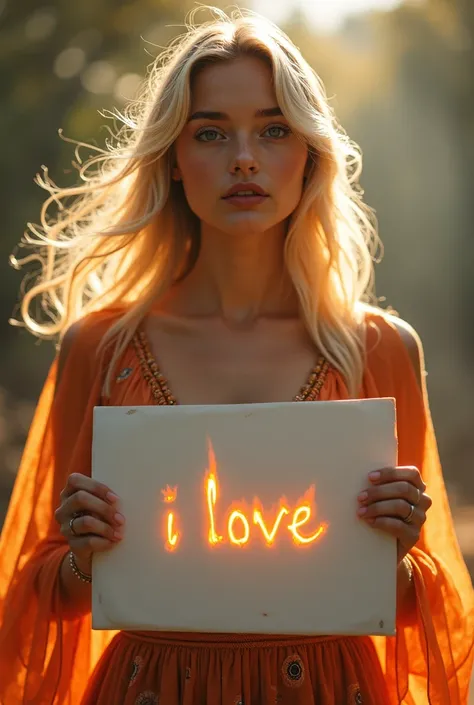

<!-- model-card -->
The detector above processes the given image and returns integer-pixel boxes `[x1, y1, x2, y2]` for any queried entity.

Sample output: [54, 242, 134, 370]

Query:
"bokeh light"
[81, 60, 117, 94]
[54, 47, 87, 80]
[25, 8, 57, 42]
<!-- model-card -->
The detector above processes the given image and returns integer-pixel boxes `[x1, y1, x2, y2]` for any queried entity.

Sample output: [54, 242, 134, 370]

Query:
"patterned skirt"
[80, 631, 390, 704]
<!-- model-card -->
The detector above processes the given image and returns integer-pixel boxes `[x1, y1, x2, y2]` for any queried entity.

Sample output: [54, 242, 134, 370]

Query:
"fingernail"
[113, 530, 123, 540]
[106, 491, 119, 503]
[366, 518, 375, 525]
[369, 471, 381, 482]
[114, 513, 125, 525]
[358, 491, 368, 502]
[357, 507, 367, 516]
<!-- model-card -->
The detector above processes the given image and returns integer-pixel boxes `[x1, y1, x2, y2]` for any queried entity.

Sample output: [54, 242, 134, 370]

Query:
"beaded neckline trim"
[132, 329, 330, 406]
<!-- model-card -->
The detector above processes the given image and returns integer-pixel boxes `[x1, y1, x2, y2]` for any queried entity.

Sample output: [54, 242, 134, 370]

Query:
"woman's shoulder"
[362, 306, 423, 389]
[57, 306, 127, 378]
[62, 306, 124, 347]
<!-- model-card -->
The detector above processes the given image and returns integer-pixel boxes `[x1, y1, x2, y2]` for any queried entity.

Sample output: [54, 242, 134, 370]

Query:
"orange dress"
[0, 308, 472, 705]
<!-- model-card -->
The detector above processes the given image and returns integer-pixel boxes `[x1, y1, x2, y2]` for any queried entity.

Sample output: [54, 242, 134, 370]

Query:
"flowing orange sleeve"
[0, 312, 118, 704]
[368, 315, 474, 705]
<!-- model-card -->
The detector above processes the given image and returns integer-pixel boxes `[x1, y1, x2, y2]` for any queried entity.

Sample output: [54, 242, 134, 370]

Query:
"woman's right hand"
[54, 472, 124, 574]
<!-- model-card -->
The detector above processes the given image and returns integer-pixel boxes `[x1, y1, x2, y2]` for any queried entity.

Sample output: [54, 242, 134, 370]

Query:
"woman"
[0, 6, 472, 704]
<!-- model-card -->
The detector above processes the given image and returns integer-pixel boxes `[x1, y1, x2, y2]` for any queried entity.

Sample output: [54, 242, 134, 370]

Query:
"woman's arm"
[0, 310, 119, 704]
[53, 321, 123, 617]
[362, 312, 473, 701]
[391, 317, 424, 616]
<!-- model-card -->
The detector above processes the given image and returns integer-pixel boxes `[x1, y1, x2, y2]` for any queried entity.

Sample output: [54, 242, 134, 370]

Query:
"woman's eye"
[195, 125, 291, 142]
[264, 125, 291, 139]
[195, 129, 223, 142]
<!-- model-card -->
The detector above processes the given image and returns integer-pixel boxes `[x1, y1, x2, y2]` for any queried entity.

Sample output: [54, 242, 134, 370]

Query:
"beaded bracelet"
[68, 551, 92, 583]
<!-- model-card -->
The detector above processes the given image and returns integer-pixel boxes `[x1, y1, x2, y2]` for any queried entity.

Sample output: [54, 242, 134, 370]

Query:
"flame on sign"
[161, 485, 178, 503]
[253, 501, 290, 545]
[203, 439, 328, 548]
[161, 485, 180, 551]
[287, 485, 328, 546]
[205, 439, 224, 545]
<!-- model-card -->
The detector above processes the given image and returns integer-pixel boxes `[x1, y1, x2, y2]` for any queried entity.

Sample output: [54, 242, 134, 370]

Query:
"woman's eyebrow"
[187, 106, 284, 122]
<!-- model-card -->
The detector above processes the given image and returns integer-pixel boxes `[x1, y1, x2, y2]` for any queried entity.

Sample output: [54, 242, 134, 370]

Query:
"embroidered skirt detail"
[80, 631, 390, 704]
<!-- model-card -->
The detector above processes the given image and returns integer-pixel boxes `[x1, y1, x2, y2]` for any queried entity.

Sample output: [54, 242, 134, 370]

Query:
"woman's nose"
[229, 136, 260, 175]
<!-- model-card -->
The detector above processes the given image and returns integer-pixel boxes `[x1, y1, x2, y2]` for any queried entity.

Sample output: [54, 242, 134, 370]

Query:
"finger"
[69, 534, 118, 556]
[358, 482, 430, 509]
[369, 466, 426, 491]
[358, 498, 425, 526]
[64, 513, 123, 542]
[358, 481, 419, 506]
[57, 490, 124, 528]
[60, 473, 119, 504]
[366, 515, 420, 544]
[423, 492, 433, 511]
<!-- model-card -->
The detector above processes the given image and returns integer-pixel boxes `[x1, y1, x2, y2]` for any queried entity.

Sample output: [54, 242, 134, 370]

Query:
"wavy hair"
[11, 5, 382, 396]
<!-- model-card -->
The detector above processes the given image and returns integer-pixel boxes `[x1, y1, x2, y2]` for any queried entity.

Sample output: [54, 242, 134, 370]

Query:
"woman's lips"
[222, 194, 269, 207]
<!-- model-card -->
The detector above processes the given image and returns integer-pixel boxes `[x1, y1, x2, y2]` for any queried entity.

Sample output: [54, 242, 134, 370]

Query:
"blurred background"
[0, 0, 472, 672]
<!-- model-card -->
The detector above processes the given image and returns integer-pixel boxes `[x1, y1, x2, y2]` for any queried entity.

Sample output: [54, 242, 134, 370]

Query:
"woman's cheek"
[181, 156, 220, 198]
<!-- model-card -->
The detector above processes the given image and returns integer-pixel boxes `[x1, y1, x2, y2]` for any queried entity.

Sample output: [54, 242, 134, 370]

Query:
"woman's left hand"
[357, 466, 432, 563]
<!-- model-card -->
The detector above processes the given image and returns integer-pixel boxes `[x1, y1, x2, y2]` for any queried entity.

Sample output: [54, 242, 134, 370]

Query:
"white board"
[92, 399, 397, 636]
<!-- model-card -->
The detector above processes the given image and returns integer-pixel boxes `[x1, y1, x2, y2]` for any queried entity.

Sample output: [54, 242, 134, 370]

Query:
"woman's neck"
[162, 226, 300, 325]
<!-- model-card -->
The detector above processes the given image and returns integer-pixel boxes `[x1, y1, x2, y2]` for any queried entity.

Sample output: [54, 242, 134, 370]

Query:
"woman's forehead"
[190, 56, 277, 112]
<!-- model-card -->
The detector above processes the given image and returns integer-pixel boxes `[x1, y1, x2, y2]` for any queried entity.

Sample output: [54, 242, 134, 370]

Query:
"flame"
[161, 485, 178, 503]
[228, 510, 250, 546]
[253, 505, 290, 545]
[287, 485, 328, 545]
[165, 511, 179, 551]
[205, 439, 223, 545]
[201, 439, 327, 549]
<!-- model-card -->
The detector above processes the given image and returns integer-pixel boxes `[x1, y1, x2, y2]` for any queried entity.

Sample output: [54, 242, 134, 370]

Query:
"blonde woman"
[0, 7, 472, 705]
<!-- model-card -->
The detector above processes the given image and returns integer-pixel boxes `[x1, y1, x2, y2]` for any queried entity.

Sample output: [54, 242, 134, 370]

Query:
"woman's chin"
[204, 214, 285, 238]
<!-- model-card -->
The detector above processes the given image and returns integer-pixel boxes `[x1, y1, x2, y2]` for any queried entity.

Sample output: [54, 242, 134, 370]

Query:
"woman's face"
[173, 55, 309, 238]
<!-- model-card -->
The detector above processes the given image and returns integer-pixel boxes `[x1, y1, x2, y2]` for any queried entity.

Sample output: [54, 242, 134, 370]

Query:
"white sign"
[92, 399, 397, 636]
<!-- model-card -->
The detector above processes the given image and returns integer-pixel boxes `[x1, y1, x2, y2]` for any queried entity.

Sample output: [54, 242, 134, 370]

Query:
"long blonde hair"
[11, 6, 381, 396]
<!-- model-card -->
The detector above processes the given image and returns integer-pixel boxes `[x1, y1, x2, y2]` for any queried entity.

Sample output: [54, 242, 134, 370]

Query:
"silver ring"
[69, 516, 80, 537]
[404, 503, 416, 524]
[69, 511, 84, 537]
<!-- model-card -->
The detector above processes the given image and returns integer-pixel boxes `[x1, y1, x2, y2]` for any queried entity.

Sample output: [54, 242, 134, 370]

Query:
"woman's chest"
[125, 318, 326, 406]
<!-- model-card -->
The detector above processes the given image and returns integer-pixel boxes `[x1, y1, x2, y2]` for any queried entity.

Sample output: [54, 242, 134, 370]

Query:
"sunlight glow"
[252, 0, 406, 33]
